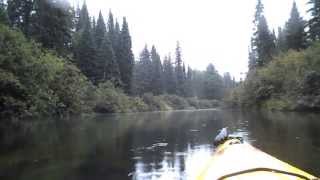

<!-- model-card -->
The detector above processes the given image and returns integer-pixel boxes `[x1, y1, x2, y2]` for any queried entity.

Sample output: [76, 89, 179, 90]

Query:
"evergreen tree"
[93, 11, 120, 84]
[175, 42, 185, 96]
[0, 0, 8, 24]
[248, 45, 257, 70]
[73, 3, 97, 83]
[95, 11, 106, 48]
[118, 17, 134, 93]
[285, 1, 306, 50]
[97, 34, 120, 85]
[132, 46, 152, 95]
[163, 55, 177, 94]
[185, 66, 194, 97]
[76, 1, 90, 32]
[251, 0, 275, 67]
[203, 64, 224, 100]
[150, 46, 163, 95]
[307, 0, 320, 41]
[107, 11, 117, 48]
[7, 0, 33, 36]
[31, 0, 73, 55]
[276, 27, 288, 52]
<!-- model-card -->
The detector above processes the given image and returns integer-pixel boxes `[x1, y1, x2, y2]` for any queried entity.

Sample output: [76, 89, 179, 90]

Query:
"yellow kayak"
[197, 138, 318, 180]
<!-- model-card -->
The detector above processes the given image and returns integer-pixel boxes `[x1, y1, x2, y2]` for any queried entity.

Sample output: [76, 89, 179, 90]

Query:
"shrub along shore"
[0, 25, 220, 120]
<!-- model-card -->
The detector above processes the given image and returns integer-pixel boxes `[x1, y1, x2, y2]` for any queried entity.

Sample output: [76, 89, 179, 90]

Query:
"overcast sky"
[71, 0, 309, 79]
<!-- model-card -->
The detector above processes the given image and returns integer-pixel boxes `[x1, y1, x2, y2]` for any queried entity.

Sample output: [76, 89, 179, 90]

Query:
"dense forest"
[227, 0, 320, 111]
[0, 0, 235, 120]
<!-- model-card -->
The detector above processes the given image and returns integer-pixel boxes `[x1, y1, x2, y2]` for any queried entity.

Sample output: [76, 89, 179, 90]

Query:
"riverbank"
[0, 24, 221, 120]
[225, 43, 320, 112]
[93, 83, 220, 113]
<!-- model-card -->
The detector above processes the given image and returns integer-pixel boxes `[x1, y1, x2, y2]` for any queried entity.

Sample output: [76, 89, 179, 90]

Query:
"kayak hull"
[197, 139, 317, 180]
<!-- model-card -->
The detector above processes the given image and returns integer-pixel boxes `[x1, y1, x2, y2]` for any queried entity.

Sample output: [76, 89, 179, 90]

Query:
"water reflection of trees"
[1, 110, 319, 179]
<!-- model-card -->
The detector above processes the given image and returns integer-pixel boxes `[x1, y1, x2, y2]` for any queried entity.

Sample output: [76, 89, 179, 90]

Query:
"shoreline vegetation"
[0, 21, 224, 120]
[225, 0, 320, 112]
[0, 0, 233, 121]
[2, 0, 320, 121]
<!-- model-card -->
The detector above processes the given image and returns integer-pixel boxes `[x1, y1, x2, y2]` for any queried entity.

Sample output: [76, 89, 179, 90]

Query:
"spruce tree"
[185, 66, 194, 97]
[150, 46, 163, 95]
[74, 3, 97, 83]
[276, 27, 288, 52]
[97, 34, 120, 85]
[76, 1, 90, 32]
[251, 0, 275, 67]
[118, 17, 134, 93]
[31, 0, 73, 55]
[307, 0, 320, 41]
[7, 0, 33, 36]
[203, 64, 224, 100]
[132, 46, 152, 95]
[95, 11, 107, 48]
[175, 42, 185, 96]
[285, 1, 306, 50]
[107, 11, 117, 47]
[163, 55, 177, 94]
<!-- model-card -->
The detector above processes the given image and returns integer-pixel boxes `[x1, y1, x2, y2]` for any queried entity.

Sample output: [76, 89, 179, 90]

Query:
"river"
[0, 109, 319, 179]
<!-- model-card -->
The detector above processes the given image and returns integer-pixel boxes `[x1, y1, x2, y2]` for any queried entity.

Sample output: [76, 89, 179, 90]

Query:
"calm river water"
[0, 109, 320, 179]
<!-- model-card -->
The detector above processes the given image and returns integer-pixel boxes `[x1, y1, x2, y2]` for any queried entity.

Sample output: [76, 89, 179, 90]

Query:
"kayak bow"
[197, 137, 318, 180]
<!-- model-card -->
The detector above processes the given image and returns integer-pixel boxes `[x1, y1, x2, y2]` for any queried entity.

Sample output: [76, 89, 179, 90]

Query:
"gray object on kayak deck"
[214, 127, 228, 143]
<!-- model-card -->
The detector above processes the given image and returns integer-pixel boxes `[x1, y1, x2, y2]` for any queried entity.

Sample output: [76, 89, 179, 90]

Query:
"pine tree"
[73, 3, 97, 83]
[307, 0, 320, 41]
[7, 0, 33, 36]
[285, 1, 306, 50]
[95, 11, 106, 48]
[251, 0, 275, 67]
[76, 1, 90, 32]
[132, 46, 152, 95]
[118, 17, 134, 93]
[93, 11, 120, 84]
[31, 0, 73, 55]
[107, 11, 117, 48]
[185, 66, 194, 97]
[248, 45, 257, 70]
[150, 46, 163, 95]
[163, 55, 177, 94]
[276, 27, 288, 52]
[97, 34, 120, 85]
[0, 0, 8, 24]
[175, 42, 185, 96]
[203, 64, 224, 100]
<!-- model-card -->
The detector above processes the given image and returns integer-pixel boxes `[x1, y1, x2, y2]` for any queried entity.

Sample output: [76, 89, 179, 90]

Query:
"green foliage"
[94, 82, 133, 113]
[31, 0, 74, 55]
[150, 46, 164, 95]
[142, 93, 170, 111]
[0, 24, 91, 119]
[175, 42, 186, 96]
[250, 0, 276, 68]
[132, 46, 153, 95]
[160, 95, 189, 110]
[7, 0, 33, 36]
[229, 42, 320, 111]
[307, 0, 320, 41]
[117, 17, 134, 93]
[285, 2, 306, 51]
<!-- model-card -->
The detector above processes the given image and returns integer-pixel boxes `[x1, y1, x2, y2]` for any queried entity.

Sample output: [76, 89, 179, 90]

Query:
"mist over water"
[0, 109, 319, 179]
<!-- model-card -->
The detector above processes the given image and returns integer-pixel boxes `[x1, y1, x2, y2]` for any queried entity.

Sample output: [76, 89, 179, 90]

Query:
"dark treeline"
[0, 0, 233, 119]
[229, 0, 320, 111]
[132, 43, 236, 99]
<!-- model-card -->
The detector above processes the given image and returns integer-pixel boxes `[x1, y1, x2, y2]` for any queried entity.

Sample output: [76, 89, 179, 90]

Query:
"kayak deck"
[197, 139, 317, 180]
